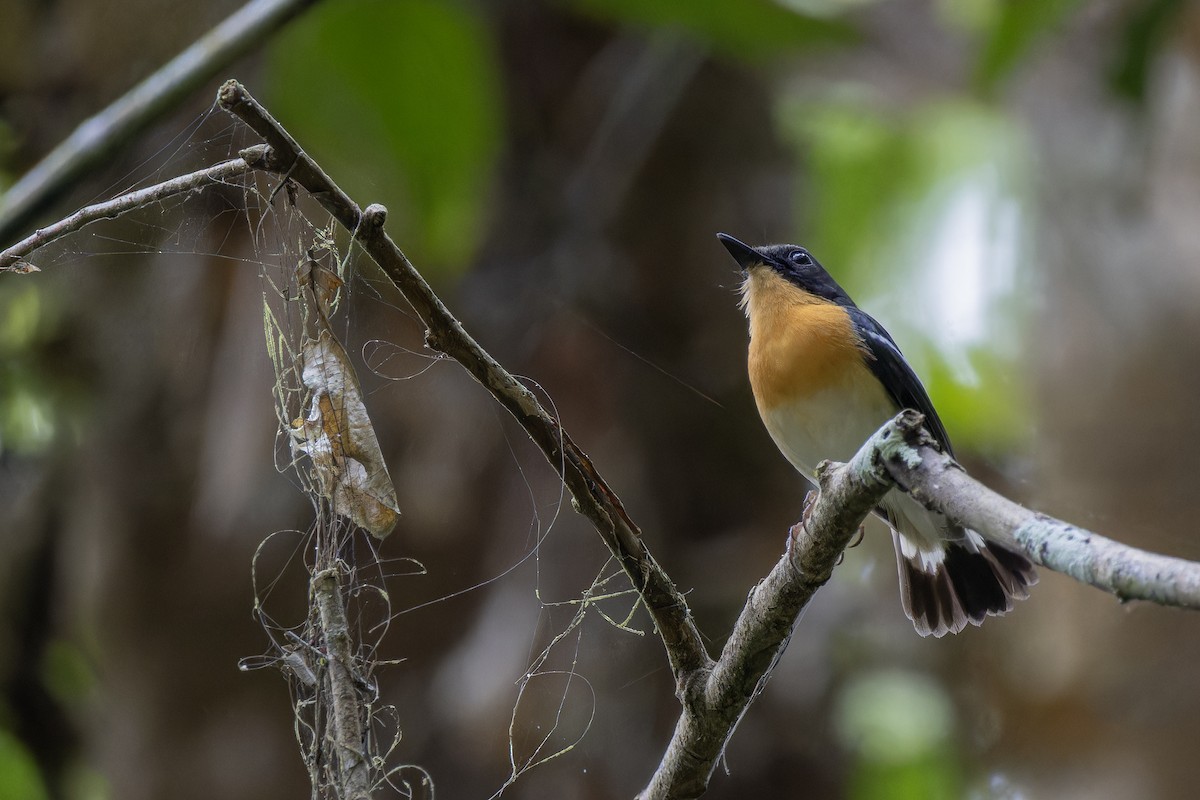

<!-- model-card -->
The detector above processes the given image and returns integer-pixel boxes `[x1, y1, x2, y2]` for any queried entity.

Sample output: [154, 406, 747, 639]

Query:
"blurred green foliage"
[780, 95, 911, 289]
[781, 94, 1033, 448]
[0, 281, 41, 348]
[264, 0, 503, 274]
[1110, 0, 1187, 101]
[0, 729, 48, 800]
[569, 0, 853, 56]
[41, 639, 96, 709]
[62, 767, 108, 800]
[0, 1, 1192, 798]
[562, 0, 1038, 450]
[0, 283, 57, 455]
[835, 669, 961, 800]
[973, 0, 1084, 92]
[0, 119, 15, 185]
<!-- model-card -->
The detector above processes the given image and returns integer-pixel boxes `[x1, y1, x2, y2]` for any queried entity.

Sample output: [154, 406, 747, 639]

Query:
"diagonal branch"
[215, 80, 715, 684]
[638, 411, 937, 799]
[639, 407, 1200, 797]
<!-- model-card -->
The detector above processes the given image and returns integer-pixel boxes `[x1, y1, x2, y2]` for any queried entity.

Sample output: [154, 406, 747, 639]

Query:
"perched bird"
[718, 233, 1035, 636]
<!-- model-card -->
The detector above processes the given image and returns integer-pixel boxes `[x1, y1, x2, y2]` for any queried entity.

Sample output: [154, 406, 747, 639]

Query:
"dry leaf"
[291, 328, 399, 539]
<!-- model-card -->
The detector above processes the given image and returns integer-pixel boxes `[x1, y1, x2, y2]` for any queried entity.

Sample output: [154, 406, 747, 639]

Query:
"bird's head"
[717, 233, 851, 308]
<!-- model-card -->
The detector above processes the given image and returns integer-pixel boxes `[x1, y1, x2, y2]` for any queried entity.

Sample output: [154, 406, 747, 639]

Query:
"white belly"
[758, 371, 897, 478]
[759, 377, 949, 557]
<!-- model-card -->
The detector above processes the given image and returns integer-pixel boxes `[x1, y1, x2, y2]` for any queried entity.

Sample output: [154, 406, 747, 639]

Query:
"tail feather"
[893, 532, 1037, 638]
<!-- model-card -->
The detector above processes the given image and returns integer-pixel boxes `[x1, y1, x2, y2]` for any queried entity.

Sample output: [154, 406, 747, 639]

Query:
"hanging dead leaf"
[291, 328, 399, 539]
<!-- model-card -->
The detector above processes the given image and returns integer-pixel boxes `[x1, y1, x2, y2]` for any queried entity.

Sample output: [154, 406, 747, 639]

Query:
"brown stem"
[312, 568, 371, 800]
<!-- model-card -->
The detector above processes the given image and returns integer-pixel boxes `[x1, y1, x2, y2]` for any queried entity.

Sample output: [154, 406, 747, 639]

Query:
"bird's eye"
[789, 249, 811, 266]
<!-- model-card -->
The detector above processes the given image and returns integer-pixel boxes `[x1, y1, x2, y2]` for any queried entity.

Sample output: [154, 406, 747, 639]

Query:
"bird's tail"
[893, 528, 1037, 637]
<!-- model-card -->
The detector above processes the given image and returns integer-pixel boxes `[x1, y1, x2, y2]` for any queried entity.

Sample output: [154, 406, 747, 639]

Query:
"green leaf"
[835, 669, 961, 800]
[973, 0, 1083, 93]
[568, 0, 854, 59]
[1109, 0, 1186, 102]
[0, 730, 48, 800]
[264, 0, 503, 273]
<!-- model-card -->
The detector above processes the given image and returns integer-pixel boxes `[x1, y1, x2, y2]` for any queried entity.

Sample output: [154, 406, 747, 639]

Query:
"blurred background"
[2, 0, 1200, 798]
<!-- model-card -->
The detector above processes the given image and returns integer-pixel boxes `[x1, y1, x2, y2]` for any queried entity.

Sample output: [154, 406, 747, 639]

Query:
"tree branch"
[638, 411, 944, 798]
[0, 0, 319, 244]
[0, 150, 265, 272]
[879, 420, 1200, 609]
[638, 406, 1200, 797]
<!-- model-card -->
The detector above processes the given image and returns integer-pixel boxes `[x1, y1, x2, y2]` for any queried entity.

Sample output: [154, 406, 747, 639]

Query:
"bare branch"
[879, 421, 1200, 609]
[0, 0, 319, 243]
[0, 150, 265, 272]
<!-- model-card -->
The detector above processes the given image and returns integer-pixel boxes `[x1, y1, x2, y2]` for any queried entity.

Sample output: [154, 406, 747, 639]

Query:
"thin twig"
[0, 0, 319, 243]
[0, 150, 265, 271]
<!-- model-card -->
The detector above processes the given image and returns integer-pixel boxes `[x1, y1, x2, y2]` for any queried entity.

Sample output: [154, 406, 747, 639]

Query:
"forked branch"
[5, 79, 1200, 800]
[0, 151, 264, 273]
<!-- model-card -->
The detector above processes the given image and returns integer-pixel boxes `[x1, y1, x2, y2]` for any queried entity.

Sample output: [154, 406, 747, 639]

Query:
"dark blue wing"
[846, 306, 955, 457]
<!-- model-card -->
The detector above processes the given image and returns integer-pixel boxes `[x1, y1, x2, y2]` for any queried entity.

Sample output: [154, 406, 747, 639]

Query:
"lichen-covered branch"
[877, 417, 1200, 609]
[638, 407, 1200, 797]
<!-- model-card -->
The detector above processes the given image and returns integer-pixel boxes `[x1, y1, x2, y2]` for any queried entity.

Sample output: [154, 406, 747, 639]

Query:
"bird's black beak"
[717, 233, 765, 270]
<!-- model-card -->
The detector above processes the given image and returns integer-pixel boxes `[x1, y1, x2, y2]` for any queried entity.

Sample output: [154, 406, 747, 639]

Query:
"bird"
[718, 232, 1036, 637]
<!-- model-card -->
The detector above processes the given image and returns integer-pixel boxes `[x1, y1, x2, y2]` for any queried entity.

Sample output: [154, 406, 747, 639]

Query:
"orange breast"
[742, 268, 867, 411]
